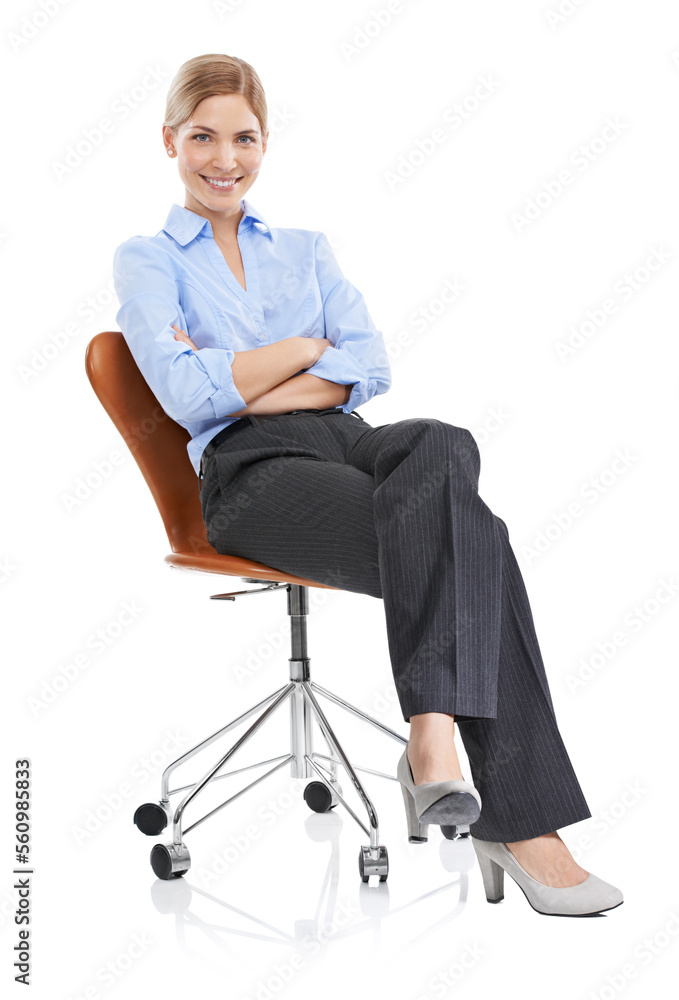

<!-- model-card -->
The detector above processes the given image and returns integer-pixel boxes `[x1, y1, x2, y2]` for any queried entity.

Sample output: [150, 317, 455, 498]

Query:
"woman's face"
[165, 93, 268, 222]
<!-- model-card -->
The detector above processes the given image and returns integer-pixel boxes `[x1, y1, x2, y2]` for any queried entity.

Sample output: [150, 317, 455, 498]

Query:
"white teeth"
[203, 176, 239, 188]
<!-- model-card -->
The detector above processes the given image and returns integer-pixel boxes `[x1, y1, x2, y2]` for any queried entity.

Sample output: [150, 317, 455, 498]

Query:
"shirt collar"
[162, 199, 276, 245]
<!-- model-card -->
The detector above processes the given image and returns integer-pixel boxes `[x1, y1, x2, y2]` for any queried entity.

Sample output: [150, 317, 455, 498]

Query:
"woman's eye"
[192, 134, 254, 143]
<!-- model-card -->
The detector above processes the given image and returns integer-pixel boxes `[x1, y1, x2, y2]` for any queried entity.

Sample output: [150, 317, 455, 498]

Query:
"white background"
[3, 0, 679, 997]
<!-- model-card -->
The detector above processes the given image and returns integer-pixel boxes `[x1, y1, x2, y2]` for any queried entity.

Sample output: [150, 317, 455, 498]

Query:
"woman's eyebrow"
[189, 125, 259, 135]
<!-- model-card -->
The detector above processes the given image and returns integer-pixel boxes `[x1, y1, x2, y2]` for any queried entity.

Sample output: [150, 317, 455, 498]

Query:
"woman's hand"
[307, 337, 333, 364]
[172, 324, 198, 351]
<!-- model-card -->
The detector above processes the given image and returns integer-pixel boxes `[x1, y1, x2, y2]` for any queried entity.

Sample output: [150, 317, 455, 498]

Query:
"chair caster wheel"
[304, 780, 342, 813]
[358, 845, 388, 882]
[134, 802, 168, 836]
[150, 842, 191, 880]
[441, 824, 470, 840]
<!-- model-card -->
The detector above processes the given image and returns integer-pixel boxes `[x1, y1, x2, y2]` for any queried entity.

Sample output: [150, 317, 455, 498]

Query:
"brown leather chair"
[85, 331, 404, 882]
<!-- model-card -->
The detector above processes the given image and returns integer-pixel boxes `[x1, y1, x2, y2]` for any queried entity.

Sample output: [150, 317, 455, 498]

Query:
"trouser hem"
[400, 698, 498, 725]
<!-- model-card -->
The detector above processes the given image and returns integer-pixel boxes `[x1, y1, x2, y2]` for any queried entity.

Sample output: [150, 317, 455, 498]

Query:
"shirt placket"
[238, 229, 267, 344]
[200, 226, 267, 345]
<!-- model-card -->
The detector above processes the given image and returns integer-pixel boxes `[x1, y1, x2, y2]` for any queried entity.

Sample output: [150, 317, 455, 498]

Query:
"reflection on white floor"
[148, 810, 476, 962]
[27, 694, 634, 1000]
[115, 687, 629, 1000]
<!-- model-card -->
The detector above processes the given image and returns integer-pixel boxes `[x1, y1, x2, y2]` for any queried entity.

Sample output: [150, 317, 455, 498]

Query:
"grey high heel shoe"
[471, 837, 624, 916]
[397, 744, 482, 843]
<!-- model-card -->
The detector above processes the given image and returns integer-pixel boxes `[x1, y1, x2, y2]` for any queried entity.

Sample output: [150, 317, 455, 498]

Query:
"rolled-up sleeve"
[304, 232, 391, 411]
[112, 237, 246, 423]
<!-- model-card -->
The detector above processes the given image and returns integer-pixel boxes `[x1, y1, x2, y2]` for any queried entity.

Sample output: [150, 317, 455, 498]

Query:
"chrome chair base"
[134, 583, 410, 882]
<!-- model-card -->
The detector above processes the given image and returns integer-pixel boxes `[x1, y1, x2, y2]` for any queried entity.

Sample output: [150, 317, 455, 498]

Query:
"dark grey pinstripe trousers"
[199, 409, 592, 841]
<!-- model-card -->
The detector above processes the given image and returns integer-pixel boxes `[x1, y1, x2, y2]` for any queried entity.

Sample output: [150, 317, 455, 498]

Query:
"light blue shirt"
[112, 200, 391, 477]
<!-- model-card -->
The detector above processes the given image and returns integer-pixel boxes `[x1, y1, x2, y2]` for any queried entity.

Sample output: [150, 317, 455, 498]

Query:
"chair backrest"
[84, 331, 211, 556]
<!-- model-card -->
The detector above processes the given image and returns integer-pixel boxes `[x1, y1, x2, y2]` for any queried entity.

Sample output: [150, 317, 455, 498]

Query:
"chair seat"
[165, 550, 340, 589]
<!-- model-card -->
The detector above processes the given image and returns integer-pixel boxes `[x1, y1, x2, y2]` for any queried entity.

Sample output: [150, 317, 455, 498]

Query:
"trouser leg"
[346, 417, 502, 721]
[345, 416, 592, 840]
[455, 517, 592, 841]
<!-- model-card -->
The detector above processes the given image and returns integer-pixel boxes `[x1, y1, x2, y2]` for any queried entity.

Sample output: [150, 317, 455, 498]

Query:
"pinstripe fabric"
[200, 410, 592, 841]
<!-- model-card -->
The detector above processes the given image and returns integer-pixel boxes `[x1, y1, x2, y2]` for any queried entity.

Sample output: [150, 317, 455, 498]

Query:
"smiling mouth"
[200, 175, 242, 190]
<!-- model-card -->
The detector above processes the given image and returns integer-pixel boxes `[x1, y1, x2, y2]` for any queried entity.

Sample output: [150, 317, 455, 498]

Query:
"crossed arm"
[172, 325, 352, 417]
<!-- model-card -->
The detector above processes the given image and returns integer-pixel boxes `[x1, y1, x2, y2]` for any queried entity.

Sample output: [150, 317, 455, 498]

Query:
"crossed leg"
[202, 415, 592, 881]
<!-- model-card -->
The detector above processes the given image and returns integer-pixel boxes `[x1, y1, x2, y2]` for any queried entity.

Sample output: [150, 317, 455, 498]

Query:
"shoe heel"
[400, 785, 428, 843]
[476, 851, 505, 903]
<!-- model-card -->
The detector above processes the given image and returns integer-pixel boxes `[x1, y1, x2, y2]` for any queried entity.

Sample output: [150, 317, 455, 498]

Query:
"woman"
[113, 53, 622, 916]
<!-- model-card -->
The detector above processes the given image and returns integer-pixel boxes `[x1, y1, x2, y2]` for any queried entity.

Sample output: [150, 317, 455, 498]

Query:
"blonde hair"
[164, 53, 268, 139]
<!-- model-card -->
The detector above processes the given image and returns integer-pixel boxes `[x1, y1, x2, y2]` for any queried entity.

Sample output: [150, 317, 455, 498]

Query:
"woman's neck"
[185, 196, 244, 242]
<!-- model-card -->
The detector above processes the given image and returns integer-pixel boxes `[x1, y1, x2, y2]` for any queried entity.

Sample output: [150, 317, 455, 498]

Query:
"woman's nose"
[211, 144, 239, 170]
